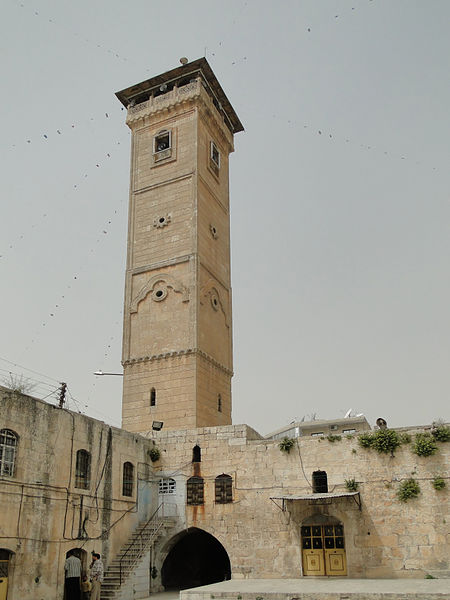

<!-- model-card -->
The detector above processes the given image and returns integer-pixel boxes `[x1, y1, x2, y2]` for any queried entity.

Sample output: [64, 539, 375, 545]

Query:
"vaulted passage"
[161, 528, 231, 590]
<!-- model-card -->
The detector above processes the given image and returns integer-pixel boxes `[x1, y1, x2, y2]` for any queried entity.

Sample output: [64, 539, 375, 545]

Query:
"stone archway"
[161, 527, 231, 590]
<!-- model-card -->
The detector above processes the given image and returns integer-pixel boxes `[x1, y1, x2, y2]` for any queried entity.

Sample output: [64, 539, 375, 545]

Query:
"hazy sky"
[1, 0, 449, 434]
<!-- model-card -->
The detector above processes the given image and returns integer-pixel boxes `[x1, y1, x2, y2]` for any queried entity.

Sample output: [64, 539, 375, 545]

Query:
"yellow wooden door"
[0, 560, 8, 600]
[301, 525, 325, 575]
[302, 524, 347, 576]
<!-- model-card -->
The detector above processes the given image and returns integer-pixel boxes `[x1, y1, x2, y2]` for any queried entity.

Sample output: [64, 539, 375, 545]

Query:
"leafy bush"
[432, 476, 446, 491]
[278, 437, 295, 454]
[345, 478, 359, 491]
[326, 434, 342, 442]
[398, 433, 411, 444]
[397, 478, 420, 502]
[149, 447, 161, 462]
[432, 424, 450, 442]
[358, 432, 374, 448]
[412, 433, 438, 457]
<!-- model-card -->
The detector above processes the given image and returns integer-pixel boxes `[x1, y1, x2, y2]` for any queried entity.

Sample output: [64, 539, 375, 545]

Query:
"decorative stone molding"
[130, 273, 189, 313]
[153, 214, 171, 228]
[122, 347, 233, 376]
[200, 279, 229, 327]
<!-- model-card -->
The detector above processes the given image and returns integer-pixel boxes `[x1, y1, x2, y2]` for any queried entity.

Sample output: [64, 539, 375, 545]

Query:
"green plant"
[351, 448, 357, 454]
[278, 437, 295, 454]
[327, 434, 342, 442]
[412, 433, 438, 457]
[371, 429, 401, 456]
[432, 476, 446, 491]
[432, 424, 450, 442]
[149, 447, 161, 462]
[346, 434, 354, 440]
[425, 573, 436, 579]
[358, 432, 374, 448]
[345, 478, 359, 491]
[397, 478, 420, 502]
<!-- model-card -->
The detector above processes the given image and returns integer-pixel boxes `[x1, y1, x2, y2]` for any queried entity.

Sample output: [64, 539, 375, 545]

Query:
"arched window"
[122, 462, 134, 497]
[312, 470, 328, 493]
[75, 449, 91, 489]
[217, 394, 222, 413]
[0, 429, 18, 477]
[159, 478, 176, 494]
[192, 445, 201, 463]
[215, 474, 232, 504]
[186, 476, 204, 505]
[150, 387, 156, 407]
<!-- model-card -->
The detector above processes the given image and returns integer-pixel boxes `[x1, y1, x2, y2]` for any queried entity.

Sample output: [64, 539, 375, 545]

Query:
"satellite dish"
[180, 57, 188, 65]
[344, 408, 353, 418]
[376, 418, 387, 429]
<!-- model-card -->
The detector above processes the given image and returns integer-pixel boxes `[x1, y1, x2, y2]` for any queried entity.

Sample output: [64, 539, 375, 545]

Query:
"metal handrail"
[119, 502, 173, 585]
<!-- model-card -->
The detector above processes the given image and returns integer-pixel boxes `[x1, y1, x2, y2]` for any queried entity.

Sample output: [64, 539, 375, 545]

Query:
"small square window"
[210, 141, 220, 169]
[154, 131, 171, 154]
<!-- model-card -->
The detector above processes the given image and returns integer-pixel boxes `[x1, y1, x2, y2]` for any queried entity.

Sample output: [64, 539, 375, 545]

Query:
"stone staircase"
[100, 508, 176, 600]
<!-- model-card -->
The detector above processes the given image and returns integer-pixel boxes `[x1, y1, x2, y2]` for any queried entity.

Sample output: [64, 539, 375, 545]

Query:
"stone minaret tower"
[116, 58, 243, 433]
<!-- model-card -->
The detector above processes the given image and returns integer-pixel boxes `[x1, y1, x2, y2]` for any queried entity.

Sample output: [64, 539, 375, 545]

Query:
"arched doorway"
[161, 528, 231, 590]
[0, 549, 14, 600]
[301, 514, 347, 576]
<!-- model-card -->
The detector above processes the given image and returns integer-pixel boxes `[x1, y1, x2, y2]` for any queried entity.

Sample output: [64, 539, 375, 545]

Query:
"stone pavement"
[142, 578, 450, 600]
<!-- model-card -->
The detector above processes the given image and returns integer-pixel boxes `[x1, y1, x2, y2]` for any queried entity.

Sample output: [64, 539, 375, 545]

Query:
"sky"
[1, 0, 449, 435]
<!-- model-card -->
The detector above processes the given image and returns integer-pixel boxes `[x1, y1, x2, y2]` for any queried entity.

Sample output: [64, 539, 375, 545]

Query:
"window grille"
[210, 141, 220, 168]
[0, 429, 18, 477]
[154, 130, 171, 154]
[215, 474, 232, 504]
[312, 470, 328, 493]
[186, 476, 204, 505]
[159, 477, 176, 494]
[75, 449, 91, 489]
[122, 462, 134, 497]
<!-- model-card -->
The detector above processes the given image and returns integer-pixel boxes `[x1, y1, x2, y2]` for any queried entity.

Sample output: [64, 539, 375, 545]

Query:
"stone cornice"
[122, 348, 233, 376]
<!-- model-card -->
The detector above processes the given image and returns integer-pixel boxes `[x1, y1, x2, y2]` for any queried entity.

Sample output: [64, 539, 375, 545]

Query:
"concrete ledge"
[179, 578, 450, 600]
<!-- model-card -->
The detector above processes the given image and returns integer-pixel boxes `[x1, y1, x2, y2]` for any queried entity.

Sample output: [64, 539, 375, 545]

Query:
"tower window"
[187, 476, 204, 505]
[122, 462, 134, 497]
[210, 141, 220, 170]
[312, 470, 328, 494]
[150, 387, 156, 407]
[154, 130, 171, 154]
[215, 474, 232, 504]
[217, 394, 222, 413]
[0, 429, 18, 477]
[75, 449, 91, 489]
[192, 445, 201, 463]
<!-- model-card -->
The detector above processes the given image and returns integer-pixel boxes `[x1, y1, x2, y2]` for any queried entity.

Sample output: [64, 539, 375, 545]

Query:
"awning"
[270, 491, 361, 511]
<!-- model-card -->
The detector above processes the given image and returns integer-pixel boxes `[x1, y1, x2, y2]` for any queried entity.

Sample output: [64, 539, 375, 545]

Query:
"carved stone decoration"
[210, 224, 218, 239]
[130, 273, 189, 313]
[200, 279, 229, 327]
[153, 214, 172, 228]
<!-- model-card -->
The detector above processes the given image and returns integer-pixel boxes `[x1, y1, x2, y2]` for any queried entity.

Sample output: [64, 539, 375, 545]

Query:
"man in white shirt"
[90, 552, 104, 600]
[64, 550, 81, 600]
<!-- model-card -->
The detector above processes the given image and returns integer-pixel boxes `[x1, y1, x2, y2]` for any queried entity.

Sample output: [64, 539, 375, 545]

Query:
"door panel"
[325, 549, 347, 575]
[303, 549, 325, 575]
[0, 577, 7, 600]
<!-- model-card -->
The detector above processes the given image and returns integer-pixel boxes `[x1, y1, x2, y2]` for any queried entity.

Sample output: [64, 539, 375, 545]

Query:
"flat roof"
[115, 57, 244, 134]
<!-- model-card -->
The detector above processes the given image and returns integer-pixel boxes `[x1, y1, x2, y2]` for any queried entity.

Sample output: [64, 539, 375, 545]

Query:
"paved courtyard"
[141, 578, 450, 600]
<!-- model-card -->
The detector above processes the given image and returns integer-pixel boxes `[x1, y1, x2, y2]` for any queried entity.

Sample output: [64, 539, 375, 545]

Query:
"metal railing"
[119, 502, 175, 584]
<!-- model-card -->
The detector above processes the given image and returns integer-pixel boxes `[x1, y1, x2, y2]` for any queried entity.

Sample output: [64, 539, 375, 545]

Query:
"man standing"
[64, 550, 81, 600]
[90, 552, 104, 600]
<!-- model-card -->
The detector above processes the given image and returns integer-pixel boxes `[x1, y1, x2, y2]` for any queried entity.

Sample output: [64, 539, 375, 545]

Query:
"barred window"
[122, 462, 134, 497]
[312, 470, 328, 493]
[186, 476, 204, 505]
[0, 429, 18, 477]
[150, 387, 156, 407]
[215, 473, 232, 504]
[75, 449, 91, 489]
[217, 394, 222, 413]
[159, 477, 176, 494]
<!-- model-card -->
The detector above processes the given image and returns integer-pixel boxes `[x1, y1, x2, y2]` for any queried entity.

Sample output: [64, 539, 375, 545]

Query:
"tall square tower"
[116, 58, 243, 433]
